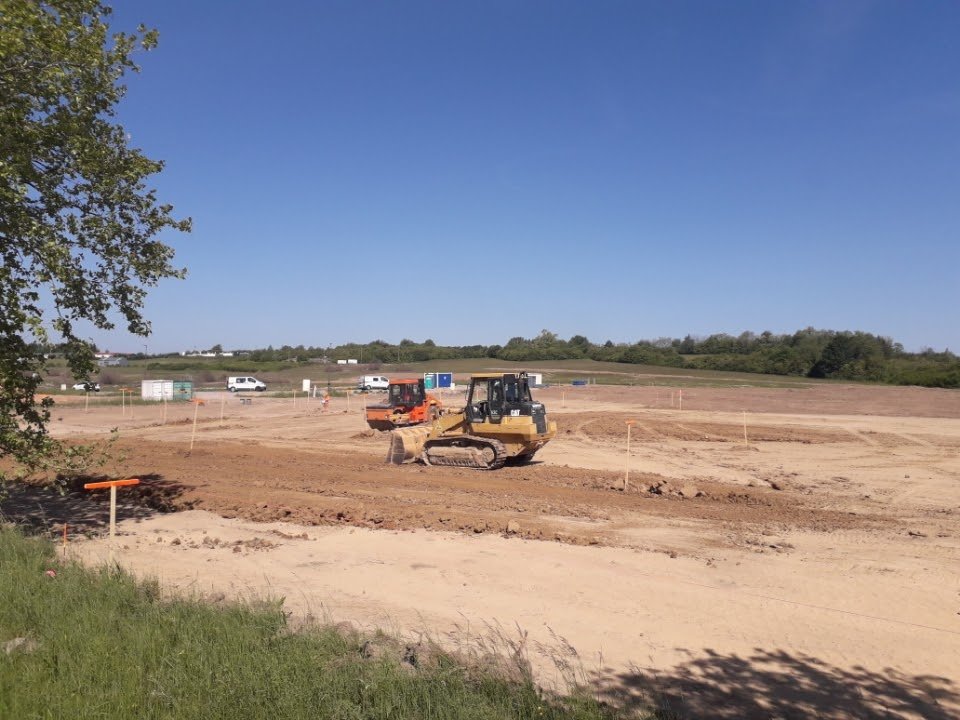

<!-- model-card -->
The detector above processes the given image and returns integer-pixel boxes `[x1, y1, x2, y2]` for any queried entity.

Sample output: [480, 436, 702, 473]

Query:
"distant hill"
[233, 328, 959, 389]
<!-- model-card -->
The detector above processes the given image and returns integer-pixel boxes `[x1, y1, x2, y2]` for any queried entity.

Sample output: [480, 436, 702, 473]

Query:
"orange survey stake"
[83, 478, 140, 490]
[83, 478, 141, 543]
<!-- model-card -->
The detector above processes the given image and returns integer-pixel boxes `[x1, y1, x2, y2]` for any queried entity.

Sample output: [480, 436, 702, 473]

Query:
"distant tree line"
[229, 328, 960, 389]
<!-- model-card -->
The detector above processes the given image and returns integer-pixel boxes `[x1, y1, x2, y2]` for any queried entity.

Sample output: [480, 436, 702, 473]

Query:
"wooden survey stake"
[83, 478, 141, 541]
[189, 399, 205, 452]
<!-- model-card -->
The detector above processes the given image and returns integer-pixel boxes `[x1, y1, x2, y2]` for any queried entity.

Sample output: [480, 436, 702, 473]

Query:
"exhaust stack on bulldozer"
[387, 371, 556, 470]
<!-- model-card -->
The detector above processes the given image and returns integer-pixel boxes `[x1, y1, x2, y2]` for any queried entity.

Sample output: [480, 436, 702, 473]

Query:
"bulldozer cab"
[467, 373, 534, 424]
[388, 379, 425, 408]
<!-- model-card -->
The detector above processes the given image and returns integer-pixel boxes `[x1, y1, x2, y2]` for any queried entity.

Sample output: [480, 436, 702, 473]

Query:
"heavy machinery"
[387, 371, 556, 470]
[365, 377, 442, 431]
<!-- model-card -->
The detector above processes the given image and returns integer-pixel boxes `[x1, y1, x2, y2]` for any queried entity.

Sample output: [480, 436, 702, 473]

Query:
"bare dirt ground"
[8, 382, 960, 718]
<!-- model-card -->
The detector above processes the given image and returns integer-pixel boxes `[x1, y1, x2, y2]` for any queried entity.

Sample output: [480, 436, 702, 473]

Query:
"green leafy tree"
[0, 0, 190, 467]
[568, 334, 590, 357]
[808, 332, 887, 380]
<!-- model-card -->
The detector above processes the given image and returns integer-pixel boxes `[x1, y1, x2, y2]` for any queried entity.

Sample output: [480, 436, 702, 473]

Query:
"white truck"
[227, 376, 266, 392]
[357, 375, 389, 391]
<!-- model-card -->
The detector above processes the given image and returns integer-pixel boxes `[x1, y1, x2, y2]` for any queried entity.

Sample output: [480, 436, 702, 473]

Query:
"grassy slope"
[42, 357, 817, 395]
[0, 527, 641, 720]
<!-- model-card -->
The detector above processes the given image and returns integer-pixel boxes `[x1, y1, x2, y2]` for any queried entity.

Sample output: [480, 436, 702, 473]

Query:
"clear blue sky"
[93, 1, 958, 353]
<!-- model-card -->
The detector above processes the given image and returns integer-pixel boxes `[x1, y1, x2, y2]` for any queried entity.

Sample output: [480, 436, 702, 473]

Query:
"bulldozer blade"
[387, 426, 431, 465]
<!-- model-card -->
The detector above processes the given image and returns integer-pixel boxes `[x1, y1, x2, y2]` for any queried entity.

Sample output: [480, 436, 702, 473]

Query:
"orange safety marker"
[83, 478, 141, 541]
[83, 478, 141, 490]
[624, 420, 636, 491]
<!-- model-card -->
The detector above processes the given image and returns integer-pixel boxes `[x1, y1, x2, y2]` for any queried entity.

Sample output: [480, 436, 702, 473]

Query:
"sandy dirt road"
[14, 383, 960, 718]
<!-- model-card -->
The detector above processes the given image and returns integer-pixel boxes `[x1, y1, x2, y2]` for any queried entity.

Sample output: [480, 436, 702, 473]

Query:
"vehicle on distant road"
[357, 375, 389, 391]
[72, 382, 100, 392]
[226, 376, 266, 392]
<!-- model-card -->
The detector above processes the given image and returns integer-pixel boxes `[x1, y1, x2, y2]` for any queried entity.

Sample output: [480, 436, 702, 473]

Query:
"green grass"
[397, 358, 816, 389]
[39, 356, 824, 394]
[0, 526, 642, 719]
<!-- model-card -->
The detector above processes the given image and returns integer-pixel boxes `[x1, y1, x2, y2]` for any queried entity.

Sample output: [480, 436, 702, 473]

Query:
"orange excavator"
[365, 377, 442, 431]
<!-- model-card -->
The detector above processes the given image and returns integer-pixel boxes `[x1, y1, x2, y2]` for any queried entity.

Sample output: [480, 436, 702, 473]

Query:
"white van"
[357, 375, 389, 391]
[227, 376, 266, 392]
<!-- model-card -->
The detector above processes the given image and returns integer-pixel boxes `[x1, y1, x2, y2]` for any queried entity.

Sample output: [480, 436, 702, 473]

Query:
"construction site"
[10, 375, 958, 719]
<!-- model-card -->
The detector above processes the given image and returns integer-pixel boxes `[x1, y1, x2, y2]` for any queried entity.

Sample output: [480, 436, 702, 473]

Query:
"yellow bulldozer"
[387, 371, 556, 470]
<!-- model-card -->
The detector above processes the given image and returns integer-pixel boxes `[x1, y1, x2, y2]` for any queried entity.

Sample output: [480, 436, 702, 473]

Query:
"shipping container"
[173, 380, 193, 401]
[424, 372, 453, 390]
[141, 379, 173, 401]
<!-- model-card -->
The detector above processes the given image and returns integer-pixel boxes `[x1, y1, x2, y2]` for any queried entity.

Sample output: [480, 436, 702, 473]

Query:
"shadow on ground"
[592, 648, 957, 720]
[0, 473, 191, 537]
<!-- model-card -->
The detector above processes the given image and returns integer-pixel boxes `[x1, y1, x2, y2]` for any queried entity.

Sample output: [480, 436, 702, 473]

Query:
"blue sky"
[93, 1, 958, 353]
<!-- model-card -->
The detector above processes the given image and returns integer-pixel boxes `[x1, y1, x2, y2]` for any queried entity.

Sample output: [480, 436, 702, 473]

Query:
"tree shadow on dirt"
[591, 648, 957, 720]
[1, 472, 192, 537]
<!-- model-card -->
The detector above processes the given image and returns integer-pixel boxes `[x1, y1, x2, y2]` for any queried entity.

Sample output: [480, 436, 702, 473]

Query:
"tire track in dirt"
[76, 438, 889, 553]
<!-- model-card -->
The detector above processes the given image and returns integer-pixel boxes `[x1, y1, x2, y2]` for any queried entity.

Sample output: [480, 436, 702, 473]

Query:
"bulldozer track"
[423, 435, 508, 471]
